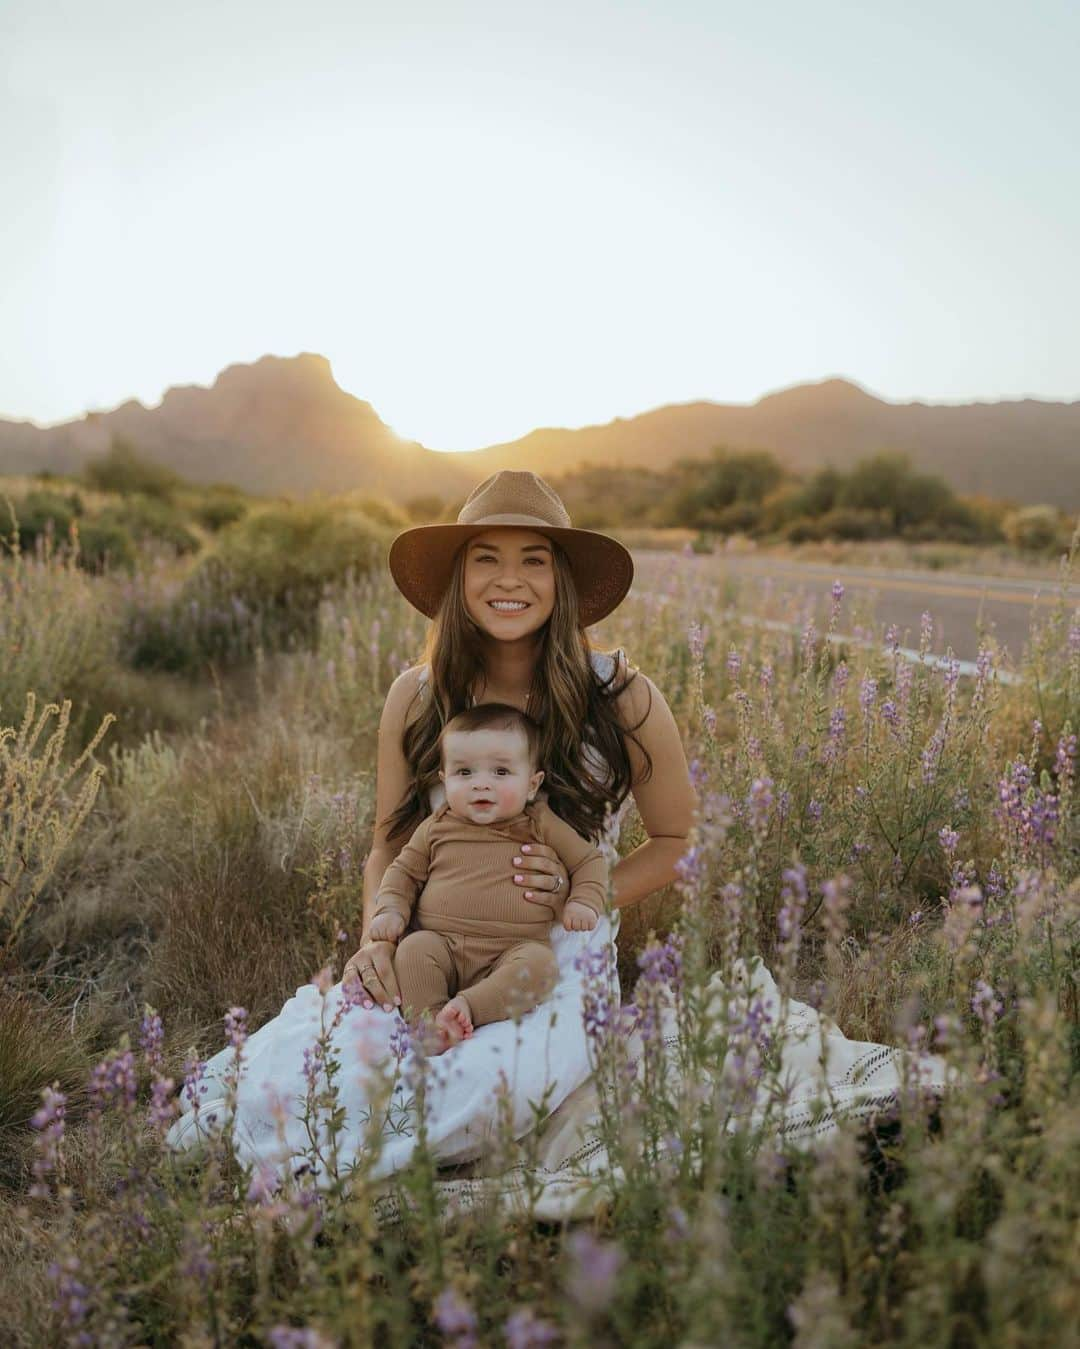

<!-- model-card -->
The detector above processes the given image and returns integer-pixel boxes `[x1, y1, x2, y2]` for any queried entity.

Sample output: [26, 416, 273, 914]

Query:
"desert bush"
[94, 494, 201, 557]
[82, 439, 183, 500]
[10, 488, 82, 553]
[0, 515, 121, 729]
[185, 487, 249, 532]
[1, 693, 114, 956]
[181, 502, 388, 658]
[74, 516, 138, 573]
[1002, 504, 1067, 553]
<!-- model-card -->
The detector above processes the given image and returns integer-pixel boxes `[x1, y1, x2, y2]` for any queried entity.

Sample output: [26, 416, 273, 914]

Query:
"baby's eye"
[457, 768, 471, 775]
[495, 767, 509, 775]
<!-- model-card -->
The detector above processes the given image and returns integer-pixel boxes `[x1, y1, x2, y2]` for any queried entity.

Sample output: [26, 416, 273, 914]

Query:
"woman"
[166, 470, 695, 1185]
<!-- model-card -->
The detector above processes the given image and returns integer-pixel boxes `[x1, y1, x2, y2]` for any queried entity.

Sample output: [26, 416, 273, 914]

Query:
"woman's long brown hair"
[383, 537, 652, 844]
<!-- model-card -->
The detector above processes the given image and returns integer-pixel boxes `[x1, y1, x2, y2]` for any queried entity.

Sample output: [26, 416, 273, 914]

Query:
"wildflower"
[504, 1309, 560, 1349]
[138, 1006, 165, 1072]
[29, 1083, 66, 1200]
[858, 674, 878, 721]
[933, 1012, 960, 1049]
[884, 623, 900, 652]
[777, 864, 808, 948]
[687, 620, 704, 661]
[831, 580, 845, 603]
[267, 1328, 337, 1349]
[46, 1251, 92, 1341]
[821, 875, 852, 948]
[311, 965, 335, 997]
[565, 1231, 622, 1316]
[224, 1006, 248, 1051]
[702, 705, 717, 735]
[726, 646, 742, 678]
[919, 610, 934, 652]
[147, 1076, 179, 1133]
[822, 705, 847, 764]
[971, 979, 1005, 1031]
[88, 1048, 137, 1117]
[433, 1288, 478, 1348]
[747, 777, 774, 832]
[181, 1052, 209, 1115]
[806, 799, 823, 822]
[938, 826, 959, 855]
[833, 660, 849, 694]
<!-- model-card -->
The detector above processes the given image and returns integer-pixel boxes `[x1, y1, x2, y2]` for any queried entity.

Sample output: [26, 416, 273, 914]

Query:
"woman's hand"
[511, 843, 569, 906]
[342, 939, 402, 1012]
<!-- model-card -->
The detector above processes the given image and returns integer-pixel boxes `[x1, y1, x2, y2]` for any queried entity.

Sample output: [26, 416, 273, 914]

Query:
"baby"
[368, 703, 608, 1053]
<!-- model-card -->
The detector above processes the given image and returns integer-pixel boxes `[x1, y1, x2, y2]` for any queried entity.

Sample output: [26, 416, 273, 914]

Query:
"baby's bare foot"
[425, 997, 474, 1055]
[563, 899, 599, 932]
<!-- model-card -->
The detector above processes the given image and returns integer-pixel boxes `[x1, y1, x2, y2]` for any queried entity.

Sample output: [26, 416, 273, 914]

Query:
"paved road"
[634, 552, 1079, 665]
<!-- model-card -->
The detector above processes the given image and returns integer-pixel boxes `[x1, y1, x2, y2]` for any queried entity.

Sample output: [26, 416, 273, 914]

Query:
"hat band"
[457, 510, 569, 529]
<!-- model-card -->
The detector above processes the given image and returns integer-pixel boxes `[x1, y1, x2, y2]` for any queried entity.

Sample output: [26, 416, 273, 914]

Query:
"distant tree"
[838, 452, 961, 534]
[83, 438, 184, 500]
[1003, 505, 1065, 553]
[662, 448, 784, 530]
[404, 494, 445, 523]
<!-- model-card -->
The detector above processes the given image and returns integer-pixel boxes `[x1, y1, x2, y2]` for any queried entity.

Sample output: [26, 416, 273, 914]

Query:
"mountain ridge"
[1, 359, 1076, 507]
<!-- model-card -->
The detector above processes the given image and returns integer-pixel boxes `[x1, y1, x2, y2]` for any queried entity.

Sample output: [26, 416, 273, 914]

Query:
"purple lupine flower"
[702, 705, 718, 735]
[179, 1225, 213, 1284]
[806, 799, 823, 822]
[975, 646, 992, 684]
[939, 826, 959, 855]
[921, 722, 947, 784]
[1055, 731, 1077, 790]
[777, 864, 808, 947]
[148, 1076, 179, 1133]
[833, 660, 850, 694]
[831, 580, 845, 604]
[971, 979, 1005, 1031]
[747, 778, 774, 832]
[943, 657, 961, 698]
[674, 843, 705, 895]
[504, 1309, 560, 1349]
[759, 662, 774, 691]
[267, 1328, 337, 1349]
[884, 623, 900, 652]
[933, 1012, 960, 1049]
[139, 1007, 165, 1073]
[858, 675, 878, 721]
[565, 1231, 622, 1316]
[919, 611, 934, 652]
[687, 621, 704, 661]
[29, 1083, 67, 1199]
[88, 1049, 138, 1116]
[46, 1251, 92, 1340]
[821, 875, 851, 947]
[822, 706, 847, 764]
[726, 646, 742, 678]
[302, 1043, 325, 1099]
[224, 1006, 248, 1052]
[800, 620, 817, 667]
[182, 1053, 209, 1115]
[1069, 622, 1080, 656]
[433, 1288, 478, 1347]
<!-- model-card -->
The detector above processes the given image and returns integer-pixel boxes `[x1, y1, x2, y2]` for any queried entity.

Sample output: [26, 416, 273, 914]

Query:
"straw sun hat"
[388, 470, 634, 628]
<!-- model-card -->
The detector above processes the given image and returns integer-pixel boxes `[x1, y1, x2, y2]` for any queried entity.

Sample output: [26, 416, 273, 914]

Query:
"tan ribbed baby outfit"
[374, 798, 608, 1027]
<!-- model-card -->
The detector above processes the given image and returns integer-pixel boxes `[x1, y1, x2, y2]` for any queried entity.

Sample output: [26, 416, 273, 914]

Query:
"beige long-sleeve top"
[373, 798, 609, 940]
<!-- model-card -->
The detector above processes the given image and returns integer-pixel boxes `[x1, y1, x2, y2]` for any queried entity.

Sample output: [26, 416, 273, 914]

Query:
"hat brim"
[388, 523, 634, 628]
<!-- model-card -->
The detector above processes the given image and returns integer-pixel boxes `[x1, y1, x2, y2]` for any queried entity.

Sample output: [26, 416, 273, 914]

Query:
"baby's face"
[439, 727, 544, 825]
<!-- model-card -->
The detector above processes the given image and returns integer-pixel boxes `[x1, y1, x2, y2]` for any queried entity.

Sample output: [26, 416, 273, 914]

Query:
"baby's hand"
[563, 900, 599, 932]
[369, 911, 406, 943]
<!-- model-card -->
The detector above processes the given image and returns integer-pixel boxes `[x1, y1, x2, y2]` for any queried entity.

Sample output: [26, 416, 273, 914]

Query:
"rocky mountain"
[2, 360, 1077, 508]
[0, 353, 474, 503]
[461, 379, 1080, 509]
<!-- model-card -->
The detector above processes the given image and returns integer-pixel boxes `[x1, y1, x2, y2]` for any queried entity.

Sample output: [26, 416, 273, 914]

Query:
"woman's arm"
[342, 667, 426, 1006]
[608, 656, 694, 912]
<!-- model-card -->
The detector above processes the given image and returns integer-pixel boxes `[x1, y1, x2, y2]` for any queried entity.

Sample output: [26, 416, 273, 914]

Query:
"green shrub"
[82, 439, 183, 500]
[1002, 505, 1066, 553]
[12, 489, 83, 553]
[185, 488, 249, 532]
[95, 494, 200, 556]
[73, 517, 137, 574]
[812, 506, 891, 540]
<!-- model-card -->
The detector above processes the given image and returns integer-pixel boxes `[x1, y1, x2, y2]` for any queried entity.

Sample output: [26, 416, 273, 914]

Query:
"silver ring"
[553, 875, 564, 891]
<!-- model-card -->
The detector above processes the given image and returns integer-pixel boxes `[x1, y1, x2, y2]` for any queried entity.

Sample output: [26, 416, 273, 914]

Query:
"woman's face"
[461, 527, 557, 640]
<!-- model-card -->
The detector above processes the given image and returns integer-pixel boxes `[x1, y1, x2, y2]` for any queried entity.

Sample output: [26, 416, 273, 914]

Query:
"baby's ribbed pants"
[394, 929, 558, 1027]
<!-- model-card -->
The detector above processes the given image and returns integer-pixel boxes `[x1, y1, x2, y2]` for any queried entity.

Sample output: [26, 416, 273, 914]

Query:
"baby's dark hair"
[438, 703, 542, 769]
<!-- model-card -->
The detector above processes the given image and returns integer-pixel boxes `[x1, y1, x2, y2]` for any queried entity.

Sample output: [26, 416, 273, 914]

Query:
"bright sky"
[2, 0, 1077, 450]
